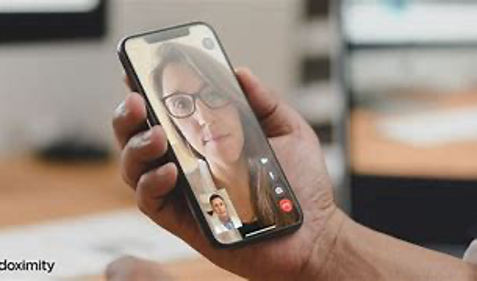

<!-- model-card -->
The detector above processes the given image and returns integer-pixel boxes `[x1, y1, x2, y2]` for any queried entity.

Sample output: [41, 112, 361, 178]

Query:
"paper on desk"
[377, 107, 477, 147]
[0, 209, 198, 280]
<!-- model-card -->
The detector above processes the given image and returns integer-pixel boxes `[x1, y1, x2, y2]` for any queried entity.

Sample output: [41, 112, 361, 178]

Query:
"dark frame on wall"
[0, 0, 107, 43]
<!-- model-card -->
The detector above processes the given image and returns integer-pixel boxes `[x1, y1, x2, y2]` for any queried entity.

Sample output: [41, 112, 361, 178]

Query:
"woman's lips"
[203, 133, 230, 144]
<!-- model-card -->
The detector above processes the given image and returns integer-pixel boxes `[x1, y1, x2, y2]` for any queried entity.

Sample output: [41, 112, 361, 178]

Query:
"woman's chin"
[207, 150, 242, 166]
[204, 141, 241, 163]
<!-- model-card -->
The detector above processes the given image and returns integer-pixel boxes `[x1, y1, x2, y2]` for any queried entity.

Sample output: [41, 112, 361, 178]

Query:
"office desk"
[0, 156, 241, 280]
[351, 91, 477, 180]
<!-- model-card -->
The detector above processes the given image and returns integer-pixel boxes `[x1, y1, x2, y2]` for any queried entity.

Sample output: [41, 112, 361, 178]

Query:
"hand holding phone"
[118, 23, 303, 246]
[114, 22, 339, 279]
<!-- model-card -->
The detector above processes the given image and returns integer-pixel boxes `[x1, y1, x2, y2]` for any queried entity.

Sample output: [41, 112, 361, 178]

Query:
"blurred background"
[1, 0, 477, 279]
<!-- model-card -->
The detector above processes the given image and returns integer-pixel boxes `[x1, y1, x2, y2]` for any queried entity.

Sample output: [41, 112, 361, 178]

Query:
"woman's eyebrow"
[168, 91, 184, 96]
[196, 83, 209, 94]
[167, 90, 195, 96]
[188, 83, 209, 95]
[168, 83, 208, 96]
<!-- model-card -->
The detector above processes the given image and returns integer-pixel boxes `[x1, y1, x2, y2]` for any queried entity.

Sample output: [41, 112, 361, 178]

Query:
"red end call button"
[279, 199, 293, 213]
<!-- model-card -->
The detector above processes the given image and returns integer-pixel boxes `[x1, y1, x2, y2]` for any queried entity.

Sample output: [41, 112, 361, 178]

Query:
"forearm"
[311, 210, 477, 280]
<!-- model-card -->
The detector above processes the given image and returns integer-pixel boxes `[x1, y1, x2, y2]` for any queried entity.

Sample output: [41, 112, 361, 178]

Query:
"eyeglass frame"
[161, 86, 231, 119]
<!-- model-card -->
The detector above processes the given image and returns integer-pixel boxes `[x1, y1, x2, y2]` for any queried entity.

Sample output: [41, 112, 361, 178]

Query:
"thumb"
[235, 67, 297, 137]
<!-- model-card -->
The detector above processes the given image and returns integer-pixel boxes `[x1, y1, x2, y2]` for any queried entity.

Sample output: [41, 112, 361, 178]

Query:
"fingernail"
[157, 163, 174, 177]
[243, 68, 257, 83]
[114, 101, 128, 118]
[157, 165, 169, 177]
[131, 130, 152, 149]
[242, 68, 253, 77]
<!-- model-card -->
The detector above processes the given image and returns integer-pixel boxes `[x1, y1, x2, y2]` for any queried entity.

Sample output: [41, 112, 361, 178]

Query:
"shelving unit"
[292, 0, 347, 207]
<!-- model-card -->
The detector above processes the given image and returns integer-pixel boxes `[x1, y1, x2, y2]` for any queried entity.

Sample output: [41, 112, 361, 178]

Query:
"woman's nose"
[193, 100, 216, 126]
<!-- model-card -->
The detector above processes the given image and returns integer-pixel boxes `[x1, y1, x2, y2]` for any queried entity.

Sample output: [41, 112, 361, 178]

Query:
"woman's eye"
[173, 98, 189, 109]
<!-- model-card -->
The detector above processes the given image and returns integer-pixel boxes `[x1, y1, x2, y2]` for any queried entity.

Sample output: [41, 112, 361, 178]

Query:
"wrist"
[300, 206, 349, 280]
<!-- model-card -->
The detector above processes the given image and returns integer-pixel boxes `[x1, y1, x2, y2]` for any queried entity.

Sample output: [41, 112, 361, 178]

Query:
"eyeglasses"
[162, 87, 230, 119]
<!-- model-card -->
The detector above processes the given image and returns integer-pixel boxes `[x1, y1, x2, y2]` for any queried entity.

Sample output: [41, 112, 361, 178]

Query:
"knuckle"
[150, 133, 168, 157]
[137, 195, 151, 216]
[111, 118, 124, 140]
[136, 181, 152, 216]
[105, 256, 142, 280]
[120, 151, 138, 188]
[112, 102, 127, 126]
[121, 168, 136, 189]
[127, 129, 166, 161]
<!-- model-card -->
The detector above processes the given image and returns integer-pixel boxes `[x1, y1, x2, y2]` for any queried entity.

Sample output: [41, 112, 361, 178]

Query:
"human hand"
[105, 256, 172, 281]
[112, 68, 346, 280]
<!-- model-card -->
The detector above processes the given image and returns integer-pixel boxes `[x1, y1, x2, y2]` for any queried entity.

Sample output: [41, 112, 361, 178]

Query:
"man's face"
[211, 197, 229, 220]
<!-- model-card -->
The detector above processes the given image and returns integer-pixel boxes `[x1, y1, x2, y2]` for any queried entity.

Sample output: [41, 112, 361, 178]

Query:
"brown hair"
[150, 42, 297, 227]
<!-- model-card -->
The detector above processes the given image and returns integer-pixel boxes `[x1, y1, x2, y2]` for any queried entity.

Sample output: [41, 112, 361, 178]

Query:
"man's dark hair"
[209, 194, 225, 205]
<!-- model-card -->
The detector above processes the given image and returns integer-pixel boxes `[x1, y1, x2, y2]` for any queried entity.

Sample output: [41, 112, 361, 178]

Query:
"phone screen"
[123, 23, 301, 245]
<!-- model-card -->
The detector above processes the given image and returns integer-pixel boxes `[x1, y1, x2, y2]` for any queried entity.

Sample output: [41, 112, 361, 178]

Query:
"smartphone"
[118, 22, 303, 248]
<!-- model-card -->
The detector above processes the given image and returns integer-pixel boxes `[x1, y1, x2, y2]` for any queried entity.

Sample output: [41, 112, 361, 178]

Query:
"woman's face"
[162, 62, 245, 166]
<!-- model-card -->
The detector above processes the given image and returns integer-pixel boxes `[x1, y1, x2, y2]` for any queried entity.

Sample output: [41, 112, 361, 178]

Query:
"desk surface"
[0, 156, 242, 280]
[351, 91, 477, 180]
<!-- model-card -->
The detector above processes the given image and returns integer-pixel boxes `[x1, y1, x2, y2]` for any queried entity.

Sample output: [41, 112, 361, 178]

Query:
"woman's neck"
[209, 156, 249, 189]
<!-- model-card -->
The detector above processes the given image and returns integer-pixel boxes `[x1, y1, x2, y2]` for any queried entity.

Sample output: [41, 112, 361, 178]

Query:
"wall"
[0, 0, 300, 155]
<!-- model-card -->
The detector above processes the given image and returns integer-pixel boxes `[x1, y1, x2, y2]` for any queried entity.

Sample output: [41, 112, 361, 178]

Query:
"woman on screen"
[150, 42, 297, 236]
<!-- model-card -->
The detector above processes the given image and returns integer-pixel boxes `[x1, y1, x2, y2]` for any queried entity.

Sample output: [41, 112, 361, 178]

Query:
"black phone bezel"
[117, 21, 303, 248]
